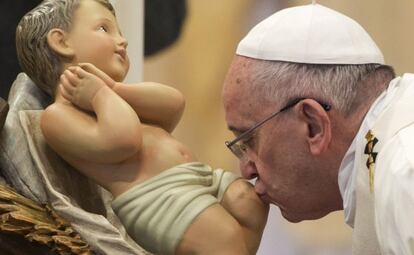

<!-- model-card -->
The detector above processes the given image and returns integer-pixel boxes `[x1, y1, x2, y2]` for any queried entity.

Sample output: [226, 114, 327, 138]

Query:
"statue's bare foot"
[60, 66, 106, 111]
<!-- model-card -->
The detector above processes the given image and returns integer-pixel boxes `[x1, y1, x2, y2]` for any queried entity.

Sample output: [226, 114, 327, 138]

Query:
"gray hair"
[16, 0, 115, 96]
[249, 60, 395, 115]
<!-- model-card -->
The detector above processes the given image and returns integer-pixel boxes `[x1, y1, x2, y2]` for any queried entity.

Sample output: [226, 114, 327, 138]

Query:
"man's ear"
[47, 28, 75, 58]
[299, 100, 332, 155]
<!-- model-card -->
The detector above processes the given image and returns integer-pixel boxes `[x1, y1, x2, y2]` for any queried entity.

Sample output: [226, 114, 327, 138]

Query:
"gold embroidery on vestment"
[364, 130, 378, 193]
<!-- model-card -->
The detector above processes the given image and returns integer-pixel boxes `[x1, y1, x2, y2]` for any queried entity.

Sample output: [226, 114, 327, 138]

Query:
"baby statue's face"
[65, 0, 129, 82]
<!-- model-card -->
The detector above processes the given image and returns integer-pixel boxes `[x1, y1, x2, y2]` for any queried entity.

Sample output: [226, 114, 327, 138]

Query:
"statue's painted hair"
[16, 0, 115, 96]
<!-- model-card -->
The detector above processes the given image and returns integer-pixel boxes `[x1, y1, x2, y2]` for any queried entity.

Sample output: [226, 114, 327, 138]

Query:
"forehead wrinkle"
[224, 56, 275, 134]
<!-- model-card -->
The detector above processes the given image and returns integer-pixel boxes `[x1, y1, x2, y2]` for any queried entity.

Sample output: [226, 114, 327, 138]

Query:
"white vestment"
[338, 73, 414, 254]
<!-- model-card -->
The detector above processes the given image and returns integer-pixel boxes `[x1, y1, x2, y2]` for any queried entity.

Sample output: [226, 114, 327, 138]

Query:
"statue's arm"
[113, 81, 185, 132]
[79, 63, 185, 133]
[41, 86, 142, 164]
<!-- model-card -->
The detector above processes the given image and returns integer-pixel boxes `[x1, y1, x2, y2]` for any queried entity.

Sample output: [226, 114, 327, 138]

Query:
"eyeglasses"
[225, 98, 331, 159]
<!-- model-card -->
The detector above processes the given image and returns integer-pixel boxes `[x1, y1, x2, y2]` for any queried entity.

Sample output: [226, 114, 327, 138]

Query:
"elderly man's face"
[222, 56, 342, 222]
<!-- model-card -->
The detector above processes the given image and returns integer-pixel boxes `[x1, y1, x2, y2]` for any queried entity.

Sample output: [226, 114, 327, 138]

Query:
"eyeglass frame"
[225, 97, 332, 159]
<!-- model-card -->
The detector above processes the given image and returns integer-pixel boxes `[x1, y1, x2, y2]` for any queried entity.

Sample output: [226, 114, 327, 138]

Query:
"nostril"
[250, 173, 258, 179]
[240, 160, 258, 179]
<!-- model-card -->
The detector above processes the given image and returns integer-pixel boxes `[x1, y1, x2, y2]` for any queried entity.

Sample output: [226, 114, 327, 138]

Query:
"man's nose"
[239, 159, 258, 179]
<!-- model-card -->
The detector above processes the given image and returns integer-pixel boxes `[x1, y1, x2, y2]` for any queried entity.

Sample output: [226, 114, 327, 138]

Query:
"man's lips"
[254, 179, 266, 195]
[254, 179, 283, 207]
[257, 193, 270, 203]
[254, 179, 270, 203]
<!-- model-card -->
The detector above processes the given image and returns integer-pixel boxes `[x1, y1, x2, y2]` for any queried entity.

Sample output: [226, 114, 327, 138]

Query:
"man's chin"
[264, 197, 301, 222]
[280, 208, 331, 223]
[280, 210, 304, 223]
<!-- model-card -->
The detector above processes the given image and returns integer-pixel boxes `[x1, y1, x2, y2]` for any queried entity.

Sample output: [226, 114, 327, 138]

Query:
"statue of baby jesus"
[16, 0, 268, 254]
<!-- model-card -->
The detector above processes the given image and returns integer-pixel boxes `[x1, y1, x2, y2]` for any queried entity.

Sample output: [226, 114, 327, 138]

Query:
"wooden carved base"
[0, 185, 92, 255]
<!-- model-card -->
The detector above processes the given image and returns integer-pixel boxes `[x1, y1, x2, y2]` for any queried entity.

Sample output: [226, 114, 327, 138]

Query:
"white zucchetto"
[236, 4, 385, 64]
